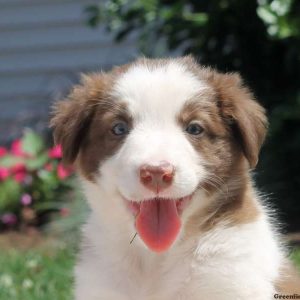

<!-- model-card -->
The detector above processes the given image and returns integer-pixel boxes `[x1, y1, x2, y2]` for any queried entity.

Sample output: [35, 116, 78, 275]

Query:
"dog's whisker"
[203, 175, 229, 199]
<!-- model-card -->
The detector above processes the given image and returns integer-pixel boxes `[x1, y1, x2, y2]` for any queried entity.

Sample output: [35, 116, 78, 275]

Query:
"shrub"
[0, 130, 73, 231]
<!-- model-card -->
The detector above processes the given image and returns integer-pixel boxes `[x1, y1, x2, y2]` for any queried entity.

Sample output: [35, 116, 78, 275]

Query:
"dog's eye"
[185, 122, 204, 135]
[112, 122, 129, 136]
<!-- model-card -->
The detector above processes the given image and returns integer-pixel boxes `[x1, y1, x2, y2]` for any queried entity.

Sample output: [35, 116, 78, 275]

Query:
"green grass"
[0, 192, 86, 300]
[0, 244, 74, 300]
[0, 240, 299, 300]
[291, 248, 300, 271]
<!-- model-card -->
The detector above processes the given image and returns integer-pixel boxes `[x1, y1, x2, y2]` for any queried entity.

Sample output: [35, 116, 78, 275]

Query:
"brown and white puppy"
[51, 57, 300, 300]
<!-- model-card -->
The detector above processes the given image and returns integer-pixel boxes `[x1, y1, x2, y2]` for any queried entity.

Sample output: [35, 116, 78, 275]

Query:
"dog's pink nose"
[140, 161, 175, 193]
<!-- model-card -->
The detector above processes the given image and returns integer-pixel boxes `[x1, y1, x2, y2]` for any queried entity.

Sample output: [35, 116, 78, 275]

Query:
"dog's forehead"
[111, 62, 208, 120]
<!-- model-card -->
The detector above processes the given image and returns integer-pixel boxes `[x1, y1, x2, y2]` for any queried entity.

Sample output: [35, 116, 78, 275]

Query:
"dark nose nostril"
[140, 171, 153, 185]
[162, 173, 173, 183]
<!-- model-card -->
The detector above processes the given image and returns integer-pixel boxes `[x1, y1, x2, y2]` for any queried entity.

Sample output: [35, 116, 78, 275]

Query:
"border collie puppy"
[51, 57, 300, 300]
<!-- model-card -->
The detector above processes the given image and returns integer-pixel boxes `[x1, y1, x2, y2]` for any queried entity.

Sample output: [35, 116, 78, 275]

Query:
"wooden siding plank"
[0, 0, 137, 143]
[0, 0, 87, 7]
[0, 25, 112, 51]
[0, 1, 87, 28]
[1, 96, 51, 117]
[0, 73, 76, 98]
[0, 44, 136, 73]
[0, 43, 136, 75]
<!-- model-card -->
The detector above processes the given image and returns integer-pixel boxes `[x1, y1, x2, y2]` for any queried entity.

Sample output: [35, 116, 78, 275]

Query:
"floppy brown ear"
[50, 74, 109, 164]
[50, 100, 93, 165]
[210, 72, 268, 168]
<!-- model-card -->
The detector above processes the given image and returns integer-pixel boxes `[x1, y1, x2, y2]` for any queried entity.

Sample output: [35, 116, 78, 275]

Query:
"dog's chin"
[122, 194, 193, 253]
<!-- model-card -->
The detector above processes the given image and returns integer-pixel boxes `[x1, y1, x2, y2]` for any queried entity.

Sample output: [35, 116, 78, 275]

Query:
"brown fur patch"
[50, 71, 131, 181]
[177, 97, 241, 192]
[78, 101, 132, 181]
[201, 181, 260, 230]
[128, 55, 268, 169]
[181, 57, 268, 168]
[184, 181, 260, 238]
[174, 58, 268, 232]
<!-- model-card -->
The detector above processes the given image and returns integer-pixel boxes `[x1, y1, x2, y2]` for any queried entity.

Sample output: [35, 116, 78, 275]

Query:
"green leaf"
[84, 5, 102, 27]
[37, 170, 59, 188]
[0, 179, 21, 211]
[139, 0, 158, 12]
[34, 201, 63, 212]
[257, 6, 277, 24]
[26, 154, 49, 171]
[183, 12, 208, 25]
[22, 129, 45, 156]
[0, 155, 23, 168]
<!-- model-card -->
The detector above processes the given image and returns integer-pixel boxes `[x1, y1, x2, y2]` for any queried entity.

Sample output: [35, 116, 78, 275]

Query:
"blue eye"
[112, 122, 129, 136]
[186, 122, 204, 135]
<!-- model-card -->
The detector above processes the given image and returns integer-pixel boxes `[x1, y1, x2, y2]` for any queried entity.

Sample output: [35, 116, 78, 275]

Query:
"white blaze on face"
[101, 61, 209, 201]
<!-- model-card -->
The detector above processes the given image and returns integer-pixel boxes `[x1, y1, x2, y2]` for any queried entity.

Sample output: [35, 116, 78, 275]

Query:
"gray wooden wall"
[0, 0, 138, 143]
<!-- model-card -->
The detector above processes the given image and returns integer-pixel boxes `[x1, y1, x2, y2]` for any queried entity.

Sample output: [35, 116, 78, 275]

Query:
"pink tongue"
[136, 199, 181, 253]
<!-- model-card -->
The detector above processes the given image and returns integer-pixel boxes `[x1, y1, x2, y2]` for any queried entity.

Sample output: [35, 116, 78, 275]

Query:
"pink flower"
[11, 163, 27, 183]
[1, 213, 17, 225]
[48, 144, 62, 159]
[0, 167, 9, 181]
[0, 147, 7, 158]
[11, 163, 26, 173]
[60, 207, 70, 217]
[11, 139, 26, 156]
[21, 193, 32, 206]
[57, 163, 73, 179]
[44, 163, 53, 171]
[14, 173, 26, 183]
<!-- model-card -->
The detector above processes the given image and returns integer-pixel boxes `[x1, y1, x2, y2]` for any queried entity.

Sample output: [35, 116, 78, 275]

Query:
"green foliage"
[45, 189, 89, 248]
[86, 0, 300, 230]
[0, 179, 22, 211]
[0, 130, 74, 230]
[22, 130, 44, 157]
[257, 0, 299, 39]
[0, 245, 74, 300]
[291, 248, 300, 271]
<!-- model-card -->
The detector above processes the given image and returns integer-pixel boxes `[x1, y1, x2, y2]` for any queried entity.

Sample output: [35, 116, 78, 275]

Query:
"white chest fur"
[74, 211, 283, 300]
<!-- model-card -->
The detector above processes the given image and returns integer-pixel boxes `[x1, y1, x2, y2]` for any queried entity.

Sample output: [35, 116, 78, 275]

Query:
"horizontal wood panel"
[0, 25, 112, 52]
[1, 95, 51, 119]
[0, 0, 137, 143]
[0, 43, 137, 75]
[0, 73, 76, 98]
[0, 0, 87, 6]
[0, 1, 87, 28]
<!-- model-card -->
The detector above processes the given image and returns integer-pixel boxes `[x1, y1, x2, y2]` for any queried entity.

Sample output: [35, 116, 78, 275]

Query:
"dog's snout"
[139, 161, 175, 192]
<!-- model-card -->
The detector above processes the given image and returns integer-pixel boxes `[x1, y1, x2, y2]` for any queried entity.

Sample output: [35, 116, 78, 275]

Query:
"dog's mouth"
[124, 195, 192, 253]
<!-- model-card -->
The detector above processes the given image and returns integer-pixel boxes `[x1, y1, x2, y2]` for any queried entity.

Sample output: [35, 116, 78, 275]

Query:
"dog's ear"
[50, 99, 93, 165]
[210, 72, 268, 168]
[50, 74, 108, 165]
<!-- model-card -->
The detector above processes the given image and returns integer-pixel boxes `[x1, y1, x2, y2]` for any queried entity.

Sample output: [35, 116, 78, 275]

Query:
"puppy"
[51, 57, 300, 299]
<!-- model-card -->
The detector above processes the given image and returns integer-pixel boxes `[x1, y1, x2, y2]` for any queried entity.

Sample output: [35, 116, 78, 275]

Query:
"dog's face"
[51, 57, 267, 252]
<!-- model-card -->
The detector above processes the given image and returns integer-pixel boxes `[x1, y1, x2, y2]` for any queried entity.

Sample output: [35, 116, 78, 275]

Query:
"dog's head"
[51, 57, 267, 252]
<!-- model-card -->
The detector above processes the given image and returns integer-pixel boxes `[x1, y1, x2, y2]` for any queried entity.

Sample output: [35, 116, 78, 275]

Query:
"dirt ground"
[0, 231, 58, 250]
